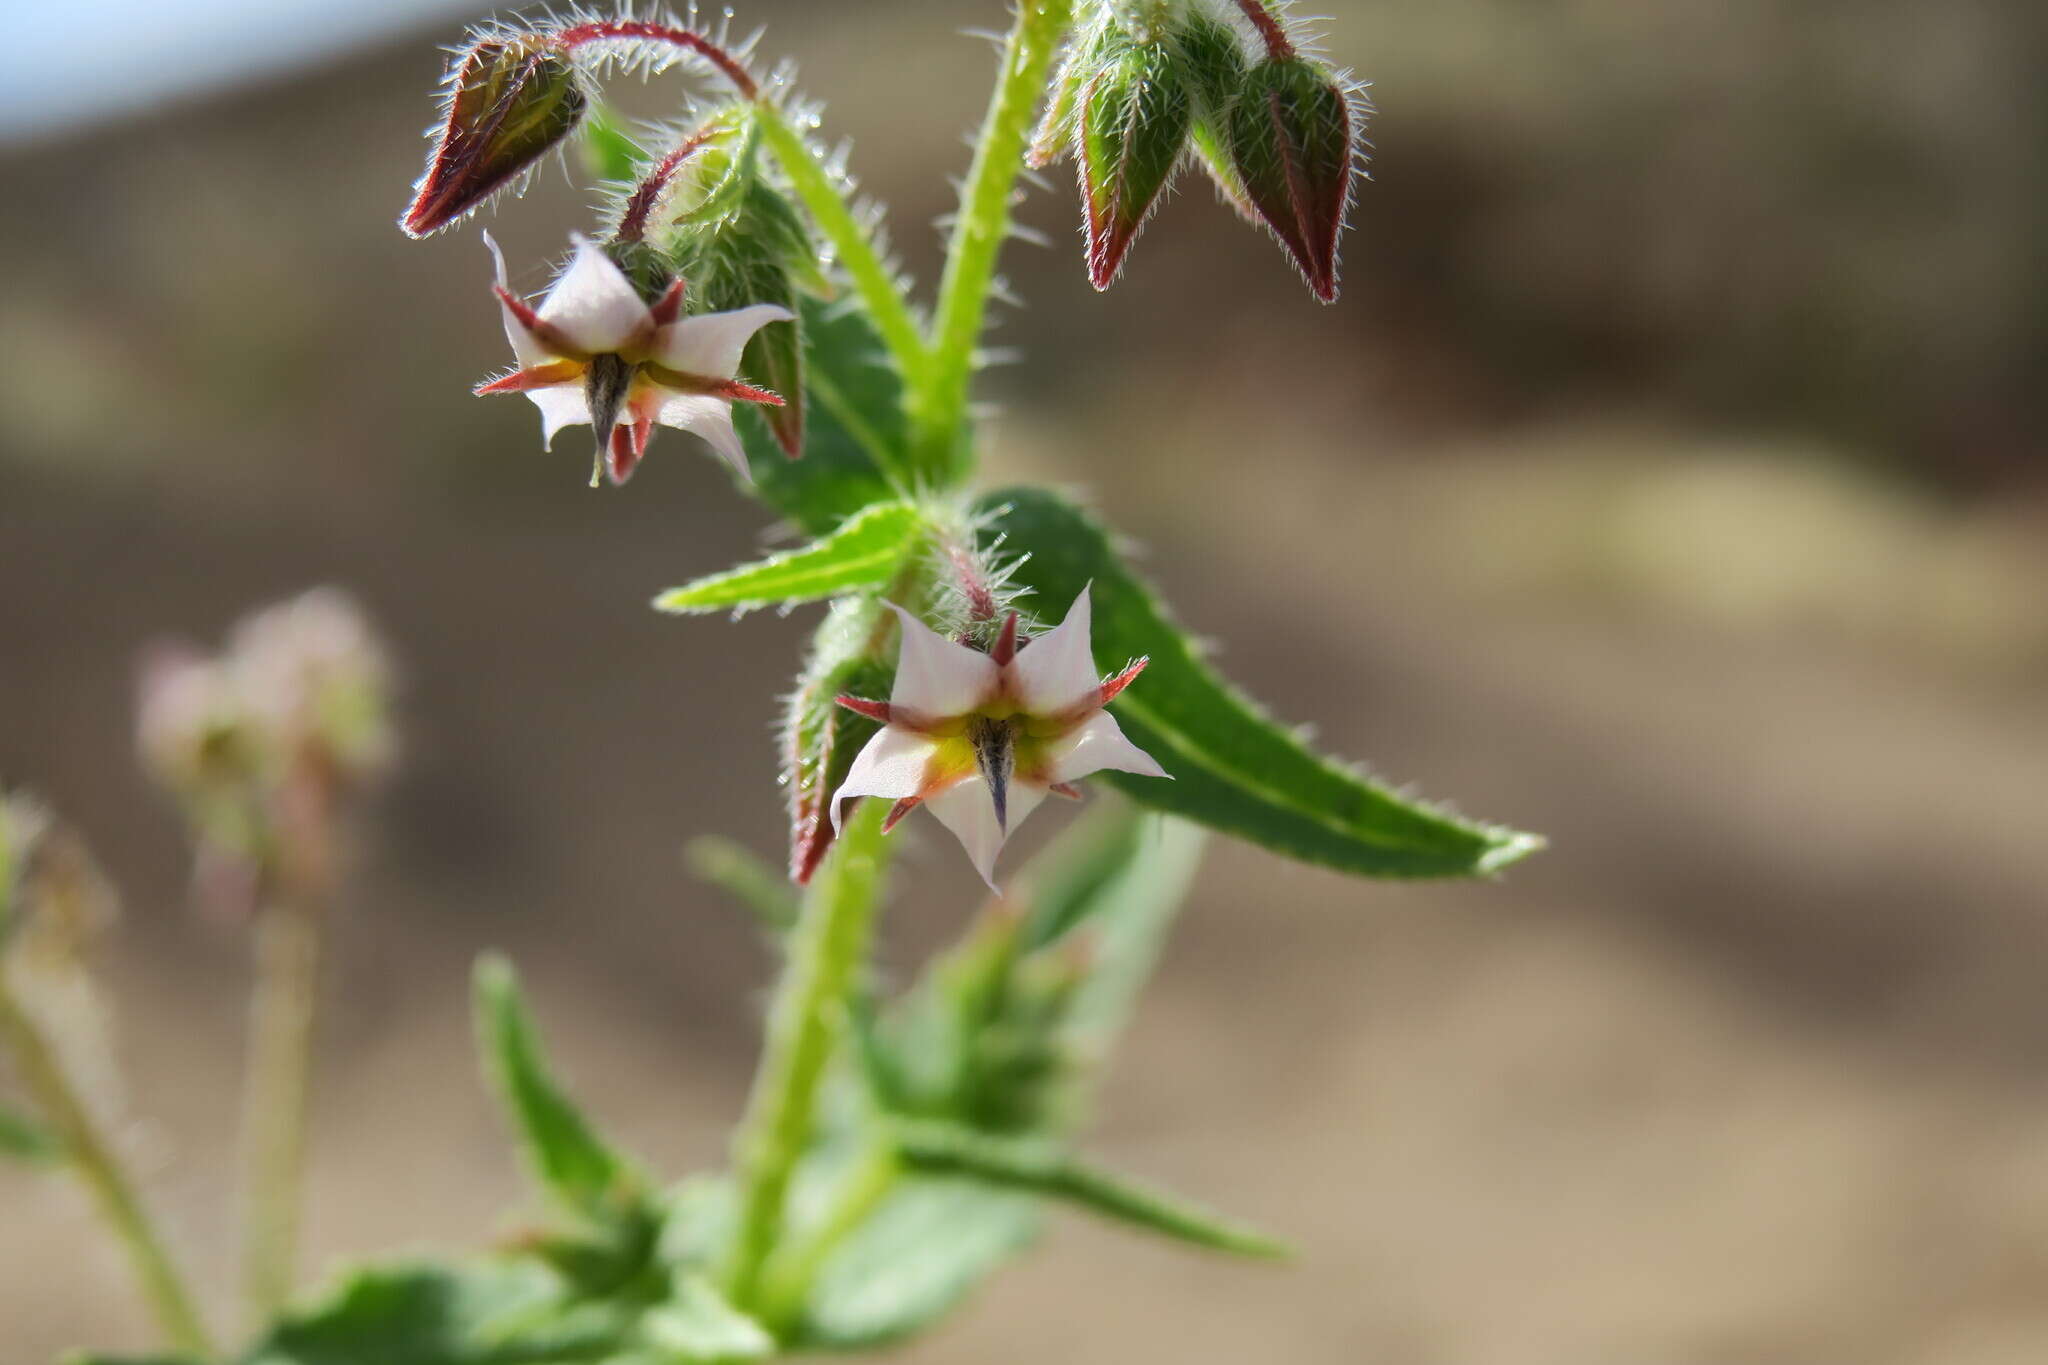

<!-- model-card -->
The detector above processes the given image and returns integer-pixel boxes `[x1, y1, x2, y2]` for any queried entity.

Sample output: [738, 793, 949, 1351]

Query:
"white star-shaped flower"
[476, 233, 795, 484]
[831, 588, 1169, 887]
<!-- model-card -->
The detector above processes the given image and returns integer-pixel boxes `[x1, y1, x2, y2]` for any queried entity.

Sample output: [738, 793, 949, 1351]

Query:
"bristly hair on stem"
[1227, 0, 1297, 60]
[553, 9, 762, 99]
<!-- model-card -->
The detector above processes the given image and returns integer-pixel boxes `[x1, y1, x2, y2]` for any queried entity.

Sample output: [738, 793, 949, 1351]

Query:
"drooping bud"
[1079, 35, 1193, 290]
[1224, 55, 1360, 303]
[783, 598, 896, 884]
[402, 36, 588, 238]
[663, 173, 815, 459]
[1172, 9, 1255, 218]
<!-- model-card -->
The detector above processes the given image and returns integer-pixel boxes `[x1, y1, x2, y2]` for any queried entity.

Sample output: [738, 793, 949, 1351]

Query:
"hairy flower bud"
[1172, 9, 1254, 216]
[664, 176, 814, 459]
[1079, 37, 1193, 290]
[784, 600, 895, 884]
[403, 37, 588, 238]
[1224, 55, 1360, 302]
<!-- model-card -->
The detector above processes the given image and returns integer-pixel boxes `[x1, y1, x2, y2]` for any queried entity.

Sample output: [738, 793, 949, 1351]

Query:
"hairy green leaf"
[654, 502, 924, 616]
[241, 1260, 626, 1365]
[892, 1120, 1288, 1260]
[474, 957, 639, 1224]
[978, 488, 1543, 878]
[0, 1100, 58, 1164]
[791, 1178, 1038, 1349]
[738, 298, 905, 535]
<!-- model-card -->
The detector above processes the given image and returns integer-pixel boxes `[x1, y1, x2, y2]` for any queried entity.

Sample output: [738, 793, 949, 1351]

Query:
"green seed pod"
[1225, 54, 1359, 302]
[402, 37, 588, 237]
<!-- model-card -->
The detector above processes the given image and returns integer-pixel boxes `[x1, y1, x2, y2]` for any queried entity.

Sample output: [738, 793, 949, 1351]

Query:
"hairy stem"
[238, 893, 324, 1323]
[755, 104, 929, 397]
[754, 1137, 899, 1332]
[913, 0, 1077, 484]
[555, 20, 759, 99]
[1228, 0, 1297, 60]
[0, 975, 215, 1358]
[724, 799, 891, 1314]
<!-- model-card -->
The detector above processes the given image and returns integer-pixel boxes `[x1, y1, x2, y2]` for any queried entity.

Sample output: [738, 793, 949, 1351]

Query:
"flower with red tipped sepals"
[1224, 54, 1361, 304]
[830, 589, 1168, 889]
[401, 36, 588, 238]
[477, 234, 794, 484]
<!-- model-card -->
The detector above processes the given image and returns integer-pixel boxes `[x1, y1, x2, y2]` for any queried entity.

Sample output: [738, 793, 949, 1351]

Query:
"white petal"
[831, 725, 939, 831]
[1011, 585, 1101, 715]
[537, 234, 651, 354]
[526, 384, 591, 449]
[658, 304, 796, 379]
[924, 778, 1047, 890]
[486, 232, 551, 368]
[885, 604, 999, 718]
[653, 393, 750, 477]
[1045, 710, 1169, 783]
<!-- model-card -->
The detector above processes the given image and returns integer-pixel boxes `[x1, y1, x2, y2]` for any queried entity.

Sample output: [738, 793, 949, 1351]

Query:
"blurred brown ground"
[2, 2, 2046, 1362]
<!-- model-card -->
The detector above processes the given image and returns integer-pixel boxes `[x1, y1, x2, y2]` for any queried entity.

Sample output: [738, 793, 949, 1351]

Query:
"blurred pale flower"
[477, 234, 793, 484]
[831, 589, 1167, 887]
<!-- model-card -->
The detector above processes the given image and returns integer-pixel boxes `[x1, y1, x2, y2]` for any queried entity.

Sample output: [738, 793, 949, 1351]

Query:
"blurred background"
[1, 1, 2044, 1360]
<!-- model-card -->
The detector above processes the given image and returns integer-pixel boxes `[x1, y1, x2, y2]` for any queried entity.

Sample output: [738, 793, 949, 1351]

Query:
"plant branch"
[0, 975, 215, 1358]
[555, 20, 760, 99]
[913, 0, 1076, 484]
[754, 1136, 898, 1332]
[238, 890, 325, 1323]
[724, 799, 891, 1315]
[754, 103, 929, 389]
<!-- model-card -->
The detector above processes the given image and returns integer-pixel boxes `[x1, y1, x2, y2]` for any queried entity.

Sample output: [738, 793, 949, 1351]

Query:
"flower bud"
[402, 37, 588, 238]
[0, 795, 115, 964]
[665, 177, 814, 459]
[1171, 9, 1255, 217]
[783, 599, 895, 884]
[1224, 56, 1359, 303]
[1079, 37, 1193, 290]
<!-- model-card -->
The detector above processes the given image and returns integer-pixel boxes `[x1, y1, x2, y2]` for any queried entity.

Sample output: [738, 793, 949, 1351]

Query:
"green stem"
[754, 103, 928, 389]
[0, 973, 215, 1357]
[238, 892, 324, 1323]
[724, 799, 892, 1314]
[754, 1137, 899, 1332]
[912, 0, 1076, 484]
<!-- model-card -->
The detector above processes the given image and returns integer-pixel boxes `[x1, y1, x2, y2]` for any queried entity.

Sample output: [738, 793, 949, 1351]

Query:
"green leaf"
[891, 1120, 1288, 1260]
[0, 1100, 58, 1164]
[791, 1177, 1039, 1349]
[977, 488, 1543, 878]
[474, 957, 639, 1224]
[737, 297, 905, 535]
[684, 837, 799, 933]
[242, 1260, 626, 1365]
[638, 1274, 774, 1361]
[653, 502, 925, 616]
[65, 1355, 201, 1365]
